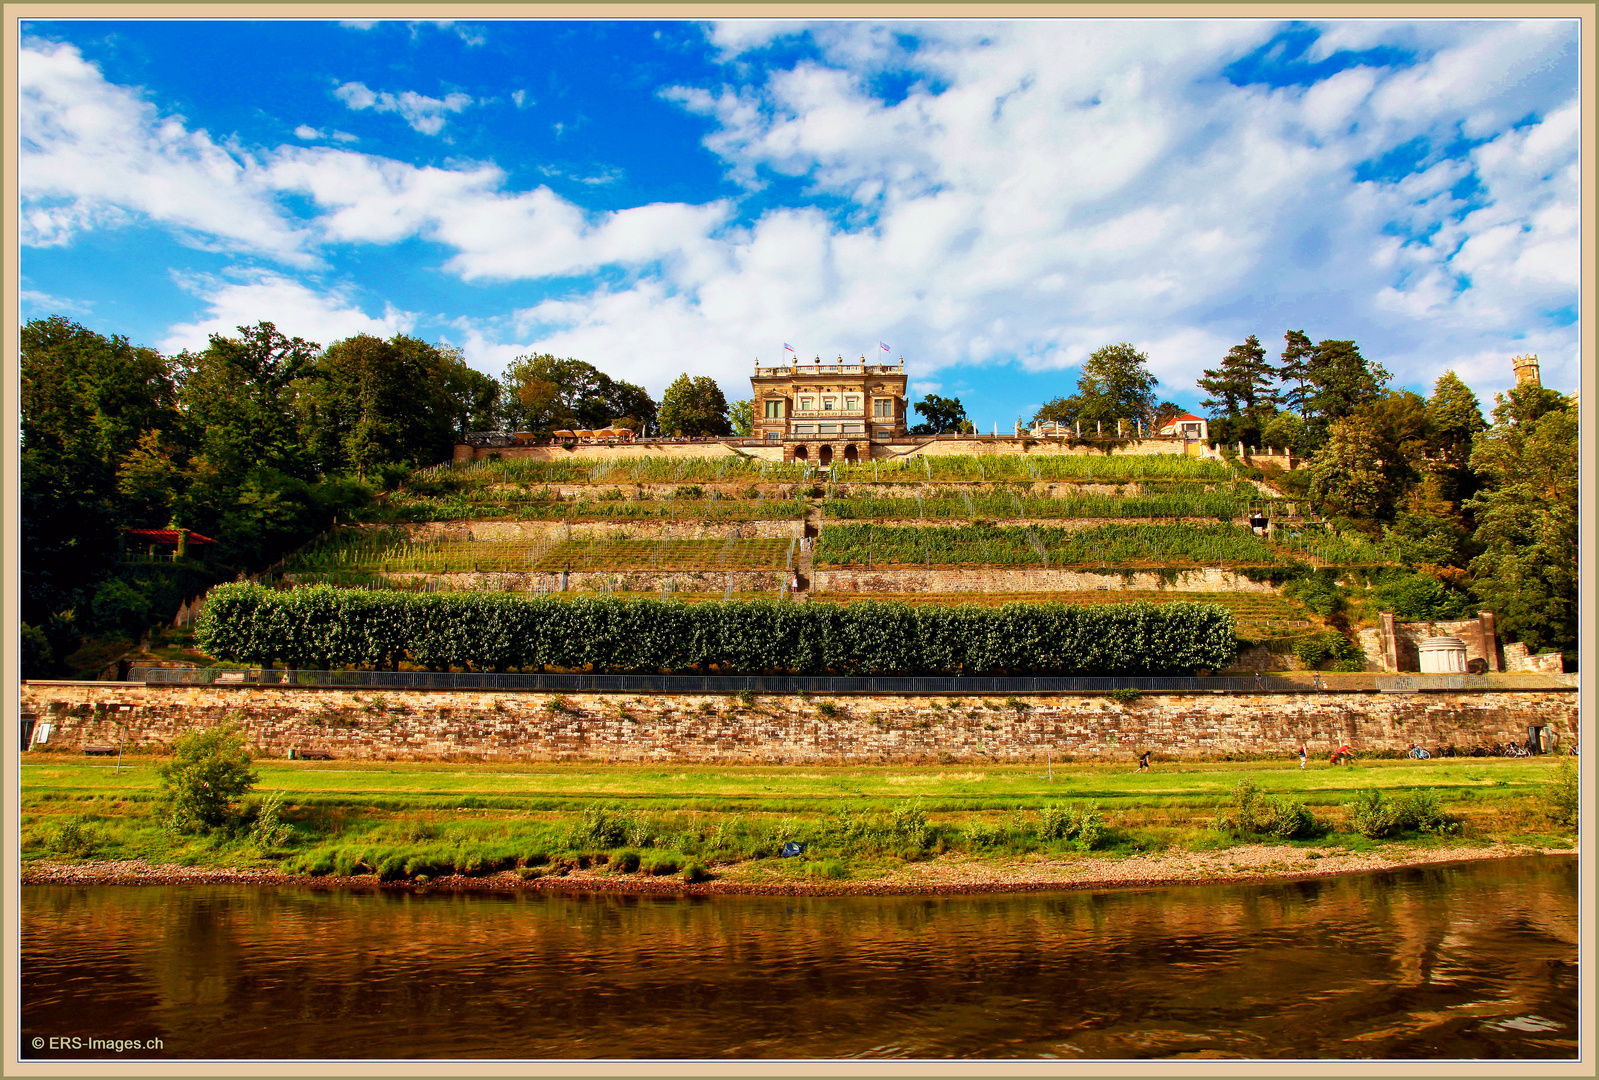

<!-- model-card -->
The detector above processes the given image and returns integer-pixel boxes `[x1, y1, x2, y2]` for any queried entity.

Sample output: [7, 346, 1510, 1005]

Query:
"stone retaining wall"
[22, 683, 1576, 764]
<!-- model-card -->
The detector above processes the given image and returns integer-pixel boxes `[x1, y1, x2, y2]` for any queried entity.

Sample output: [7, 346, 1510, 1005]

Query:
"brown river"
[20, 855, 1577, 1060]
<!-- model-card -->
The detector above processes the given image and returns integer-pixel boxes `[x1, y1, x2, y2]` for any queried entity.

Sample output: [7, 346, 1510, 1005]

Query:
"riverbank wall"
[21, 682, 1577, 764]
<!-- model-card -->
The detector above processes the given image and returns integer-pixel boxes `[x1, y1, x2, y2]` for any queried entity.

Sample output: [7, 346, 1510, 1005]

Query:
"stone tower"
[1512, 353, 1541, 388]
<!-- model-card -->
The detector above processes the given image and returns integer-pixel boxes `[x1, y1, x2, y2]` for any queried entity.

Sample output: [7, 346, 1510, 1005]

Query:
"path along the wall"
[22, 683, 1577, 764]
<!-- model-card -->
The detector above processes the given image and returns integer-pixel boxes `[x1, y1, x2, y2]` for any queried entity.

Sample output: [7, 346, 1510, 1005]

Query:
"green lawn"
[22, 753, 1574, 885]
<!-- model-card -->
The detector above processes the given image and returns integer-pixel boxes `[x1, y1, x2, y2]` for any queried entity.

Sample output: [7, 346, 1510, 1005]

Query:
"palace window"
[764, 399, 785, 418]
[844, 396, 859, 411]
[874, 398, 893, 418]
[799, 397, 814, 411]
[823, 397, 836, 411]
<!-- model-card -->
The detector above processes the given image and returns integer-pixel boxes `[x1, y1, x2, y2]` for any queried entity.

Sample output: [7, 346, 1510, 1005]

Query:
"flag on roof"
[784, 343, 795, 352]
[879, 342, 890, 351]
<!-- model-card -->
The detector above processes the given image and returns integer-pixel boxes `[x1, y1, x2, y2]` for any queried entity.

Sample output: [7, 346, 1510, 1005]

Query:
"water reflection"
[22, 857, 1577, 1060]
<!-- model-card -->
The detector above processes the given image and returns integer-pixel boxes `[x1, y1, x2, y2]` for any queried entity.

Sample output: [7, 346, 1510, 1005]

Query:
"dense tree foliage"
[1198, 334, 1278, 446]
[657, 374, 731, 436]
[499, 353, 655, 435]
[911, 394, 972, 435]
[1034, 343, 1160, 432]
[1465, 387, 1578, 654]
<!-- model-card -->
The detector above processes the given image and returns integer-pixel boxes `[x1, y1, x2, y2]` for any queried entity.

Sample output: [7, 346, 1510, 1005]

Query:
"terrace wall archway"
[843, 443, 859, 464]
[792, 444, 809, 463]
[818, 444, 834, 467]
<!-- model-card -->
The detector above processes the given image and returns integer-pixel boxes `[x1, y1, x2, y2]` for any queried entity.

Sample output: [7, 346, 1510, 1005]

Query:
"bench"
[293, 749, 333, 761]
[83, 745, 116, 756]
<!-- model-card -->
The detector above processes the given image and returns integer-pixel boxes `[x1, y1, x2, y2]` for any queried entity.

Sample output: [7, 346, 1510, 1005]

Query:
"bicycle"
[1503, 742, 1531, 758]
[1407, 746, 1431, 760]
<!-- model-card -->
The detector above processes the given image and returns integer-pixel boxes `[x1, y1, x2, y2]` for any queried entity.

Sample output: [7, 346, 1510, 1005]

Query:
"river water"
[21, 856, 1577, 1060]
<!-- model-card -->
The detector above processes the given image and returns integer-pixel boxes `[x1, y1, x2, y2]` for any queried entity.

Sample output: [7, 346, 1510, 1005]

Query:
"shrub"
[156, 721, 260, 833]
[644, 853, 681, 876]
[194, 584, 1238, 676]
[889, 801, 930, 848]
[682, 860, 712, 883]
[1109, 687, 1143, 704]
[574, 805, 627, 848]
[1545, 762, 1578, 826]
[544, 696, 578, 716]
[53, 816, 100, 857]
[806, 858, 847, 879]
[1293, 631, 1362, 671]
[248, 790, 294, 848]
[610, 848, 642, 873]
[1221, 781, 1314, 839]
[816, 700, 840, 718]
[1394, 788, 1453, 834]
[1261, 796, 1314, 840]
[1348, 789, 1401, 839]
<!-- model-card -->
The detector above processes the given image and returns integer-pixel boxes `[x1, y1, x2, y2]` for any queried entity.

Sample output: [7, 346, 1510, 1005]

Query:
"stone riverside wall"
[21, 683, 1577, 764]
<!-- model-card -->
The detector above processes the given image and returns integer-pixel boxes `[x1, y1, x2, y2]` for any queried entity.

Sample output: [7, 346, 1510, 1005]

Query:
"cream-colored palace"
[751, 354, 909, 463]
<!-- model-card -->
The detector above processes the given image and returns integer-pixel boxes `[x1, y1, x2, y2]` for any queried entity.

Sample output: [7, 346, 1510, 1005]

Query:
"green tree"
[297, 334, 497, 475]
[1304, 339, 1391, 442]
[156, 721, 259, 833]
[1425, 371, 1486, 462]
[728, 398, 754, 437]
[1306, 416, 1389, 521]
[657, 374, 731, 436]
[1275, 330, 1315, 418]
[1260, 410, 1310, 456]
[1465, 389, 1578, 654]
[21, 317, 181, 624]
[500, 354, 655, 435]
[1197, 334, 1278, 444]
[1071, 343, 1160, 429]
[177, 322, 321, 481]
[912, 394, 971, 434]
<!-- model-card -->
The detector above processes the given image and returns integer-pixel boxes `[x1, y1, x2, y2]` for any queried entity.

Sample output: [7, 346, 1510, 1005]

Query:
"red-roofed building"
[123, 528, 217, 562]
[1157, 413, 1209, 441]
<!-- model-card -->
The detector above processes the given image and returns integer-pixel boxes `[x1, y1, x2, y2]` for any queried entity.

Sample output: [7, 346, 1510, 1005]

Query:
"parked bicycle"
[1503, 742, 1531, 758]
[1407, 745, 1432, 760]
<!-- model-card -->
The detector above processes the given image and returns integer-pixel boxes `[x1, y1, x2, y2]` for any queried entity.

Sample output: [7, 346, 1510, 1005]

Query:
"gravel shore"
[20, 843, 1572, 898]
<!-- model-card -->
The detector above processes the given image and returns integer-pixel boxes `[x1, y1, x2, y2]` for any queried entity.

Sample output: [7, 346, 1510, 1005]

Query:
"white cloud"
[294, 124, 321, 139]
[160, 269, 416, 354]
[19, 41, 314, 262]
[20, 23, 1578, 412]
[333, 81, 475, 135]
[20, 288, 93, 317]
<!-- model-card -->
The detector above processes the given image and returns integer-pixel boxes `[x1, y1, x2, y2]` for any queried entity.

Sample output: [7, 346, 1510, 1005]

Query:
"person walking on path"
[1134, 750, 1151, 773]
[1298, 743, 1308, 769]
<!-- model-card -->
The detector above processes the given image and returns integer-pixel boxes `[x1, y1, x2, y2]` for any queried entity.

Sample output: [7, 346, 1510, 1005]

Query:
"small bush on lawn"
[53, 816, 101, 857]
[156, 720, 259, 834]
[247, 790, 294, 848]
[682, 860, 712, 883]
[1544, 762, 1578, 826]
[1219, 780, 1315, 840]
[611, 849, 642, 873]
[1348, 789, 1401, 839]
[806, 858, 847, 880]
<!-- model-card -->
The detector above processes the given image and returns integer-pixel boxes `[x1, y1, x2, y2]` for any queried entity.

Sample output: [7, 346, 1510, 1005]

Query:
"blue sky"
[18, 18, 1581, 429]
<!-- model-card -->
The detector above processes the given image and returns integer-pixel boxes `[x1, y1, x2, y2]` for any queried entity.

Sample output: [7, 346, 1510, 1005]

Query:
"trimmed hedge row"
[195, 584, 1238, 676]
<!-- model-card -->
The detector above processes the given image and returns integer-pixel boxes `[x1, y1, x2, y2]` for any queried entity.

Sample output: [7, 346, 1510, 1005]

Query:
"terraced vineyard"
[372, 493, 808, 524]
[283, 535, 793, 574]
[823, 486, 1252, 521]
[815, 522, 1395, 569]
